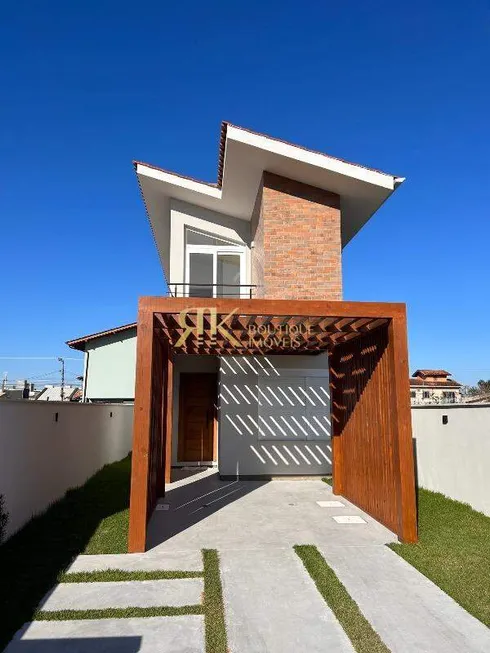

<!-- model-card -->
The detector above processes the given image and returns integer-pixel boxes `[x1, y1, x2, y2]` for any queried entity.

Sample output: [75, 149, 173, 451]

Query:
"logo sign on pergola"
[166, 306, 390, 355]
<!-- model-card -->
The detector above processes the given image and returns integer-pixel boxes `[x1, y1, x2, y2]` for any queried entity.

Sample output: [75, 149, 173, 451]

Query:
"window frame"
[185, 243, 247, 298]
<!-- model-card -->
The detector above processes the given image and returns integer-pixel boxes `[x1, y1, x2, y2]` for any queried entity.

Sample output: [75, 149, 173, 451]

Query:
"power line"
[0, 357, 82, 361]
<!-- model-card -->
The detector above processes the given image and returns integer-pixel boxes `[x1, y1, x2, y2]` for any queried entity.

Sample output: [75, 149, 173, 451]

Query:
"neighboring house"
[67, 324, 137, 403]
[0, 389, 26, 401]
[0, 380, 36, 400]
[410, 369, 462, 405]
[35, 385, 80, 402]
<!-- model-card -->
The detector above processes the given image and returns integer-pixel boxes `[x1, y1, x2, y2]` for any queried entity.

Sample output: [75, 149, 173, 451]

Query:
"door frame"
[177, 372, 218, 463]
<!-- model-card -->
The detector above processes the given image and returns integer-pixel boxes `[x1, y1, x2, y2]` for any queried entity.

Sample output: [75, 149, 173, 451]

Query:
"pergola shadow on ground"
[145, 470, 397, 554]
[128, 297, 417, 553]
[146, 471, 269, 550]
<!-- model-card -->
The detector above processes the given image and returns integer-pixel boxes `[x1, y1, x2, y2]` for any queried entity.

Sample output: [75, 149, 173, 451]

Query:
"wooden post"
[155, 335, 166, 498]
[164, 342, 174, 485]
[388, 313, 418, 543]
[329, 354, 344, 496]
[128, 306, 154, 553]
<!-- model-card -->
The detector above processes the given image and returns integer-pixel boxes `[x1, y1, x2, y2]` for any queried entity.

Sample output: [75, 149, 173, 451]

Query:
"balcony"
[168, 283, 259, 299]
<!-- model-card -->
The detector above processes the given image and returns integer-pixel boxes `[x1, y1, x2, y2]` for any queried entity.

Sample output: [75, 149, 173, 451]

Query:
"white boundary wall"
[411, 404, 490, 516]
[0, 401, 134, 539]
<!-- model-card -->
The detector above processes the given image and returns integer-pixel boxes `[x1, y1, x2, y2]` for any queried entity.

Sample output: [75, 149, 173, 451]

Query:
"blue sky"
[1, 1, 489, 386]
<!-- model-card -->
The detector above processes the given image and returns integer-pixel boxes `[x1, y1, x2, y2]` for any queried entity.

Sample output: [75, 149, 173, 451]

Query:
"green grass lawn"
[389, 488, 490, 628]
[0, 454, 131, 650]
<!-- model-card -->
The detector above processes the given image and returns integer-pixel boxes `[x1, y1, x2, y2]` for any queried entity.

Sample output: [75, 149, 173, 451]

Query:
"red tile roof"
[66, 323, 137, 351]
[410, 377, 462, 388]
[412, 369, 451, 378]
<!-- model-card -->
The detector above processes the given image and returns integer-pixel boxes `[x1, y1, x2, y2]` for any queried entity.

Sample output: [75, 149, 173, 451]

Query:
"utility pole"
[58, 357, 65, 401]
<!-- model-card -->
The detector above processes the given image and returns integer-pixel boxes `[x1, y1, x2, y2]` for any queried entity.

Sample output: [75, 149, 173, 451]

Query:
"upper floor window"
[185, 228, 246, 298]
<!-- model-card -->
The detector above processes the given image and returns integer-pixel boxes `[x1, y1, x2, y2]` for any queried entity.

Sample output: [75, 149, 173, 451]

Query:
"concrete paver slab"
[68, 551, 202, 574]
[39, 579, 203, 612]
[4, 615, 205, 652]
[220, 547, 355, 653]
[319, 545, 490, 653]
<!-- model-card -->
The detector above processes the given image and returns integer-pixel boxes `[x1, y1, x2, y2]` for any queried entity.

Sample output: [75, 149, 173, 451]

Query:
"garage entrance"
[128, 297, 418, 552]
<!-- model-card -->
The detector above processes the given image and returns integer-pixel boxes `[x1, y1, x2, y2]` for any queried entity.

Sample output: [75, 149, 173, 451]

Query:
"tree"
[467, 380, 490, 396]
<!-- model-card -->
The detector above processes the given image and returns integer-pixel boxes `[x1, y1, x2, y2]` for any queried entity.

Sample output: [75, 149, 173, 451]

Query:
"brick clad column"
[251, 172, 342, 300]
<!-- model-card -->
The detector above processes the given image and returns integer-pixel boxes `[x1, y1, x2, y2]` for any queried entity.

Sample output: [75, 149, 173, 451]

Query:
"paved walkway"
[5, 551, 206, 653]
[6, 471, 490, 652]
[220, 547, 354, 653]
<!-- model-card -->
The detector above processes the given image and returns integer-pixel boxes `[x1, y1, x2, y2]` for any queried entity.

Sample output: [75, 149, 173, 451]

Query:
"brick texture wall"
[251, 172, 342, 300]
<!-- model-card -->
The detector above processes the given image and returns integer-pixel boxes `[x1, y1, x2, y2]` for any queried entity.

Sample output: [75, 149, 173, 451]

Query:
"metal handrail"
[168, 283, 259, 299]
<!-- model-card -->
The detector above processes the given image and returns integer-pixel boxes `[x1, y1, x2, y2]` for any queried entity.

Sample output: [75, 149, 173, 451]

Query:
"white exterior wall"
[411, 404, 490, 516]
[84, 330, 137, 401]
[0, 402, 133, 539]
[168, 199, 251, 291]
[218, 354, 331, 476]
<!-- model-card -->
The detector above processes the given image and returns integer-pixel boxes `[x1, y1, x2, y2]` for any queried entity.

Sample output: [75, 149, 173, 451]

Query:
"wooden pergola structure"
[128, 296, 417, 552]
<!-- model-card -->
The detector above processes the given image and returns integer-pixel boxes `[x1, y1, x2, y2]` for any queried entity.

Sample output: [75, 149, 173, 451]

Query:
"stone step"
[39, 579, 203, 612]
[67, 550, 202, 574]
[5, 615, 205, 652]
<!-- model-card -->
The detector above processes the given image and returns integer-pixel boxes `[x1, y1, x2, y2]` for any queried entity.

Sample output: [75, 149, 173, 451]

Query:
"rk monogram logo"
[175, 308, 241, 348]
[175, 307, 315, 349]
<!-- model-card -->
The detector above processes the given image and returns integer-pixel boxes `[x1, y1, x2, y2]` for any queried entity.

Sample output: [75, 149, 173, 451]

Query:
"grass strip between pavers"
[202, 549, 228, 653]
[294, 545, 390, 653]
[59, 569, 203, 583]
[34, 605, 203, 621]
[35, 551, 229, 653]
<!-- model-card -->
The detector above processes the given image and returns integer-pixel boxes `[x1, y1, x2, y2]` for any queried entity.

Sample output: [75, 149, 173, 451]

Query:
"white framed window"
[185, 228, 246, 298]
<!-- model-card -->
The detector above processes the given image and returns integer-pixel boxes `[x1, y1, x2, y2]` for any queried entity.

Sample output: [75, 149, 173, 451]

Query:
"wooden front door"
[178, 373, 217, 462]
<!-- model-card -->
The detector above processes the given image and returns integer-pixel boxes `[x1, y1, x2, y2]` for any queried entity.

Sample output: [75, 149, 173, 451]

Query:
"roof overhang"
[135, 123, 405, 276]
[66, 323, 137, 351]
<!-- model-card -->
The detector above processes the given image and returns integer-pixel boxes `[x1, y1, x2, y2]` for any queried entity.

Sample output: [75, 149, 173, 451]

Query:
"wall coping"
[411, 403, 490, 410]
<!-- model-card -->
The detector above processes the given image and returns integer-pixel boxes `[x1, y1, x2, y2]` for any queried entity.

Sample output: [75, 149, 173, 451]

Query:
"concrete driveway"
[147, 468, 396, 552]
[146, 469, 490, 653]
